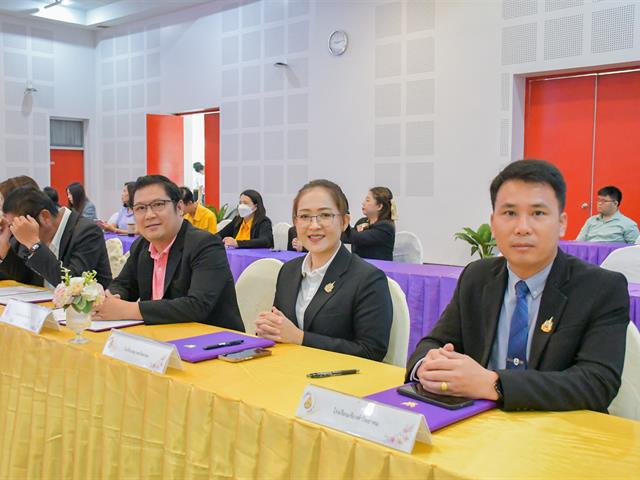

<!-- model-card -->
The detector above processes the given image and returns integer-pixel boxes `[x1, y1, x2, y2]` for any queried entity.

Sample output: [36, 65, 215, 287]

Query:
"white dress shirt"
[295, 244, 342, 329]
[45, 207, 71, 289]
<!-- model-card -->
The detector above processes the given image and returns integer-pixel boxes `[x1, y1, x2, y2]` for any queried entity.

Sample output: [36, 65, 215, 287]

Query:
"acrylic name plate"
[102, 329, 183, 374]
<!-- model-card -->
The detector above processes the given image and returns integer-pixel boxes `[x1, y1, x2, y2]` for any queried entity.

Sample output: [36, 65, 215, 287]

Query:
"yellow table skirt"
[0, 319, 639, 479]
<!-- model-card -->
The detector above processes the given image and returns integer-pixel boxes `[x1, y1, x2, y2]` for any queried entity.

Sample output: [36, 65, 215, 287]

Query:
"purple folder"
[168, 331, 275, 363]
[365, 383, 496, 432]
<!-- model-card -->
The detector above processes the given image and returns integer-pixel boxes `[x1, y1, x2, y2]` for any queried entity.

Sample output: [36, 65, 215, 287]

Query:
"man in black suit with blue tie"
[406, 160, 629, 412]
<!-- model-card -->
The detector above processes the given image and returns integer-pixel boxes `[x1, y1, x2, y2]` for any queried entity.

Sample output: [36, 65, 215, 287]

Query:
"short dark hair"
[597, 186, 622, 205]
[490, 159, 566, 212]
[292, 179, 350, 222]
[179, 186, 195, 204]
[43, 186, 59, 205]
[3, 186, 58, 218]
[0, 176, 39, 200]
[193, 162, 204, 173]
[132, 175, 181, 205]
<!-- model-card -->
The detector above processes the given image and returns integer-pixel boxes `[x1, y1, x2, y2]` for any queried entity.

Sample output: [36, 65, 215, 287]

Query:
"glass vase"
[66, 306, 91, 344]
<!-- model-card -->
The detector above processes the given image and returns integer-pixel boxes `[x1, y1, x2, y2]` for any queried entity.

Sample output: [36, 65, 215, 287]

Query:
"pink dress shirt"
[148, 235, 178, 301]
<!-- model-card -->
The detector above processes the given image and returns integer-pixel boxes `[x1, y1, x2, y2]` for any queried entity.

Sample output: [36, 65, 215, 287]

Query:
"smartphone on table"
[397, 383, 474, 410]
[218, 348, 272, 363]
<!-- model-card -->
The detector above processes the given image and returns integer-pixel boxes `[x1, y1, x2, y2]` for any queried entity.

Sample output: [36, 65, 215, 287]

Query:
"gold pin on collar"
[541, 317, 554, 333]
[324, 282, 335, 293]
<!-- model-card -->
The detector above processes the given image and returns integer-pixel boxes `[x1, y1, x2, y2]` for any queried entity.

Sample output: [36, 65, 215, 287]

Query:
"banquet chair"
[217, 218, 232, 230]
[382, 277, 410, 367]
[393, 231, 423, 264]
[608, 322, 640, 421]
[105, 237, 127, 277]
[601, 246, 640, 283]
[272, 222, 292, 251]
[235, 258, 284, 334]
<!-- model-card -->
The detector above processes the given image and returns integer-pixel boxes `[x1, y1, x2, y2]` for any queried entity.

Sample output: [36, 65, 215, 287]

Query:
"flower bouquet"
[53, 267, 105, 344]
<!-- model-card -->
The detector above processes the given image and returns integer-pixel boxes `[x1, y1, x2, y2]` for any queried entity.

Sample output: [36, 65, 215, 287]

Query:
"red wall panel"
[204, 113, 220, 208]
[146, 114, 184, 184]
[50, 149, 84, 206]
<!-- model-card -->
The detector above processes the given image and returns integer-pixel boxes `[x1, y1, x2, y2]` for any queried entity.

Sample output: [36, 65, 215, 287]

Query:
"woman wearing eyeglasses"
[218, 189, 274, 249]
[343, 187, 396, 261]
[255, 179, 392, 361]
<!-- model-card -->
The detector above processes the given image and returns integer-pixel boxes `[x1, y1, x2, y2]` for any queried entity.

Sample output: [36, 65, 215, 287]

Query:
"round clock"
[328, 30, 348, 56]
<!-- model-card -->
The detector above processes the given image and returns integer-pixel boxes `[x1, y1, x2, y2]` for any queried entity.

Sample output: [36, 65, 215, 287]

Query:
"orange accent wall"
[524, 76, 596, 239]
[593, 71, 640, 227]
[50, 149, 84, 206]
[204, 113, 220, 207]
[146, 114, 184, 184]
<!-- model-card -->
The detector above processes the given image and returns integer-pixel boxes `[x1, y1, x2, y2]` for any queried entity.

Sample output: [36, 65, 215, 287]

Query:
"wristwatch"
[494, 376, 504, 403]
[27, 242, 41, 259]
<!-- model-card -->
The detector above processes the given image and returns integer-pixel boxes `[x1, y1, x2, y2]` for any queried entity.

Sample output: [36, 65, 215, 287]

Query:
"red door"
[50, 149, 84, 206]
[204, 112, 220, 208]
[524, 76, 596, 239]
[593, 71, 640, 225]
[146, 114, 184, 184]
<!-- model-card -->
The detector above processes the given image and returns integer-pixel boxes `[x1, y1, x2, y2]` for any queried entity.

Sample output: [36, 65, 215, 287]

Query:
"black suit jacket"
[406, 250, 629, 412]
[344, 218, 395, 261]
[109, 221, 244, 331]
[218, 215, 274, 249]
[273, 245, 392, 360]
[0, 210, 112, 288]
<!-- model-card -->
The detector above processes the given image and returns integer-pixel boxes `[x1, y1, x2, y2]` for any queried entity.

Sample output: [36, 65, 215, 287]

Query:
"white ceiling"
[0, 0, 211, 29]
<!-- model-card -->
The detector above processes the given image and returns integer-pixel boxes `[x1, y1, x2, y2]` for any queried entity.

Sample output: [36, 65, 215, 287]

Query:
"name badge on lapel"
[540, 317, 554, 333]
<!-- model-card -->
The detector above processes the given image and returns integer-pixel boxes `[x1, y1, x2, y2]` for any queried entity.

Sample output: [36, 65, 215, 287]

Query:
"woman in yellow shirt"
[218, 189, 273, 248]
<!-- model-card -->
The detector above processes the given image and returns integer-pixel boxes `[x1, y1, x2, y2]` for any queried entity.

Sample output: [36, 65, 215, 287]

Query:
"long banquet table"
[0, 312, 638, 479]
[226, 249, 640, 357]
[558, 239, 629, 265]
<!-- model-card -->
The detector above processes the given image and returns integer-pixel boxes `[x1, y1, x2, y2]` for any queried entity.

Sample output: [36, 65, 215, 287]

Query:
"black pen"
[307, 369, 359, 378]
[203, 339, 244, 350]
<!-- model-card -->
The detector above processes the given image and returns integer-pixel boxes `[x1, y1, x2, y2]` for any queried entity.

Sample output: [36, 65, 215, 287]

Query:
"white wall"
[183, 112, 205, 191]
[0, 15, 95, 202]
[5, 0, 638, 265]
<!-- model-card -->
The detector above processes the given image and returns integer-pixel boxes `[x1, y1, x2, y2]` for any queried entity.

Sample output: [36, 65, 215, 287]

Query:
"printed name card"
[102, 329, 183, 374]
[295, 384, 431, 453]
[0, 300, 60, 334]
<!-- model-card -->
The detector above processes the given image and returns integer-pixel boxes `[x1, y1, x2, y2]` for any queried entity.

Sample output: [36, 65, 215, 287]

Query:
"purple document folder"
[168, 331, 275, 363]
[365, 383, 496, 432]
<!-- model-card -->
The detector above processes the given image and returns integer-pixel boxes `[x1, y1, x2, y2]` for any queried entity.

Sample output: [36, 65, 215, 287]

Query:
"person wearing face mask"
[218, 189, 273, 249]
[343, 186, 397, 261]
[255, 179, 392, 361]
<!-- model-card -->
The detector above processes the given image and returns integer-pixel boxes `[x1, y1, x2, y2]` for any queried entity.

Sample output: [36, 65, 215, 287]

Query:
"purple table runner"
[558, 240, 627, 266]
[104, 232, 137, 253]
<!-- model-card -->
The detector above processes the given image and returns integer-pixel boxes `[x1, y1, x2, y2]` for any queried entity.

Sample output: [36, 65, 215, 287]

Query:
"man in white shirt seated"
[576, 186, 639, 243]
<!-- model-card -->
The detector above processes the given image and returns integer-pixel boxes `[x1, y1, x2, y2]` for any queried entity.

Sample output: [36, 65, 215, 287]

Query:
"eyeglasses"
[295, 213, 340, 226]
[132, 199, 174, 216]
[596, 198, 616, 204]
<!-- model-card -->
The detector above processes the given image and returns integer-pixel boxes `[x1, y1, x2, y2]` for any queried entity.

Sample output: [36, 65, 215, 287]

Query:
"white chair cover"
[393, 231, 423, 264]
[105, 238, 127, 277]
[273, 222, 292, 251]
[235, 258, 284, 334]
[601, 246, 640, 283]
[609, 322, 640, 421]
[382, 277, 411, 367]
[217, 218, 232, 230]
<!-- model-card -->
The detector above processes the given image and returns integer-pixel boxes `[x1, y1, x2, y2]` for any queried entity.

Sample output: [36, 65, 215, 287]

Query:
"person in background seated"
[179, 186, 217, 234]
[93, 175, 243, 331]
[255, 179, 392, 361]
[43, 187, 62, 209]
[576, 186, 638, 243]
[287, 225, 306, 252]
[0, 186, 111, 288]
[344, 186, 396, 261]
[218, 189, 273, 249]
[406, 160, 628, 412]
[97, 182, 136, 235]
[67, 182, 97, 221]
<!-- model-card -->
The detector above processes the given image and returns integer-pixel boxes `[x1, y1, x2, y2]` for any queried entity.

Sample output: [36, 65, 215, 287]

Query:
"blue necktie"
[506, 280, 530, 369]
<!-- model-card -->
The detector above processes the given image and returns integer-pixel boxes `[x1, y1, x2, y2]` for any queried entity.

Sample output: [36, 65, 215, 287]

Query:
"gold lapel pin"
[324, 282, 335, 293]
[541, 317, 554, 333]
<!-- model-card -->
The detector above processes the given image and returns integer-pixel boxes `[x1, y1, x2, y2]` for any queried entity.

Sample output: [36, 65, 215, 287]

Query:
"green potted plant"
[204, 203, 236, 222]
[454, 223, 497, 259]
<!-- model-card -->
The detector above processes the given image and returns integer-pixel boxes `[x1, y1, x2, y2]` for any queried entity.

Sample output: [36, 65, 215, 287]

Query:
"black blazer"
[273, 245, 392, 360]
[406, 250, 629, 412]
[109, 221, 244, 331]
[286, 225, 307, 252]
[0, 210, 112, 288]
[344, 218, 395, 261]
[218, 215, 273, 249]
